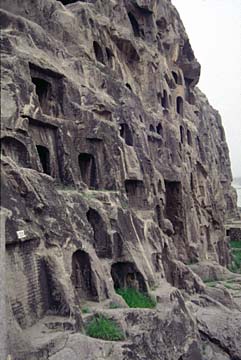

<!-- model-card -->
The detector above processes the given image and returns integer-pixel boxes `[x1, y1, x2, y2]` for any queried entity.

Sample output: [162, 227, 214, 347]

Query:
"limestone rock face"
[0, 0, 240, 359]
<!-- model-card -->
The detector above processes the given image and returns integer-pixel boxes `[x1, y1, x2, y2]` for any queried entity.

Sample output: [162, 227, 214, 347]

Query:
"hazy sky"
[172, 0, 241, 178]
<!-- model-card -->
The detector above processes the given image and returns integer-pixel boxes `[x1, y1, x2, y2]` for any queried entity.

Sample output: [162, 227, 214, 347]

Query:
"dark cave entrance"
[128, 12, 140, 37]
[125, 179, 145, 208]
[32, 77, 51, 113]
[86, 208, 112, 258]
[93, 41, 105, 64]
[119, 123, 133, 146]
[111, 262, 147, 292]
[176, 96, 183, 116]
[71, 250, 98, 301]
[164, 180, 184, 238]
[36, 145, 50, 175]
[78, 153, 97, 189]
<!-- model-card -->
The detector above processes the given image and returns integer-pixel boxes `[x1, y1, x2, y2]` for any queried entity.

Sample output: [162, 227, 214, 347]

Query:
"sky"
[172, 0, 241, 178]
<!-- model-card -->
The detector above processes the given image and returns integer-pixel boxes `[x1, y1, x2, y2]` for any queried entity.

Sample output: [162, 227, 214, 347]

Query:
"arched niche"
[86, 208, 112, 258]
[1, 137, 30, 168]
[71, 250, 98, 301]
[78, 153, 97, 189]
[111, 262, 147, 292]
[176, 96, 183, 116]
[36, 145, 51, 175]
[93, 41, 105, 64]
[119, 123, 133, 146]
[128, 12, 140, 37]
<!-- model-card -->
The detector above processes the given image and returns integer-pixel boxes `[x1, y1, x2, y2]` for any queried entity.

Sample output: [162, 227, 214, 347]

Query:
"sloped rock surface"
[0, 0, 240, 359]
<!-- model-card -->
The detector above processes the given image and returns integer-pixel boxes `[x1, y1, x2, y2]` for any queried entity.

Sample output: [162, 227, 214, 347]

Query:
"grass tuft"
[81, 306, 91, 314]
[229, 241, 241, 273]
[116, 288, 156, 308]
[85, 315, 125, 341]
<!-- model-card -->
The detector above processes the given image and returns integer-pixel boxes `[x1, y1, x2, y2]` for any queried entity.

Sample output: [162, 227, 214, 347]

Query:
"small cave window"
[156, 123, 163, 136]
[78, 153, 97, 189]
[71, 250, 98, 301]
[106, 47, 114, 67]
[149, 124, 155, 132]
[164, 180, 184, 237]
[93, 41, 105, 64]
[119, 123, 133, 146]
[190, 173, 194, 191]
[172, 71, 178, 84]
[32, 77, 51, 111]
[128, 12, 140, 37]
[176, 96, 183, 116]
[161, 90, 169, 109]
[60, 0, 80, 4]
[111, 262, 147, 292]
[125, 83, 132, 92]
[86, 208, 112, 258]
[180, 125, 184, 144]
[187, 129, 192, 146]
[125, 179, 145, 208]
[36, 145, 50, 175]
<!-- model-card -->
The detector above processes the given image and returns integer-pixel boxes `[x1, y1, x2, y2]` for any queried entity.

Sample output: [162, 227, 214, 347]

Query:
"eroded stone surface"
[0, 0, 240, 359]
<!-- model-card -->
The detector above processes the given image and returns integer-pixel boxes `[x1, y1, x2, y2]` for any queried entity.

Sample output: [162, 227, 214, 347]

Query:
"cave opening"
[36, 145, 50, 175]
[111, 262, 147, 292]
[156, 123, 163, 136]
[164, 180, 184, 237]
[125, 179, 145, 208]
[180, 126, 184, 144]
[86, 208, 112, 258]
[187, 129, 192, 146]
[176, 96, 183, 116]
[78, 153, 97, 189]
[128, 12, 140, 37]
[119, 123, 133, 146]
[32, 77, 51, 112]
[93, 41, 105, 64]
[161, 90, 168, 109]
[71, 250, 98, 301]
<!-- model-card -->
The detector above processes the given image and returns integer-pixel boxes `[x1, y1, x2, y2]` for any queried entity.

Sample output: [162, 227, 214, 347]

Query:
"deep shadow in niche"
[149, 124, 155, 132]
[180, 125, 184, 144]
[78, 153, 97, 189]
[60, 0, 81, 4]
[176, 96, 183, 116]
[119, 123, 133, 146]
[164, 180, 184, 238]
[125, 179, 145, 208]
[111, 262, 147, 292]
[187, 129, 192, 145]
[156, 123, 163, 136]
[128, 12, 140, 37]
[71, 250, 98, 301]
[161, 90, 169, 109]
[32, 77, 52, 114]
[1, 137, 30, 168]
[93, 41, 105, 64]
[86, 208, 112, 258]
[36, 145, 50, 175]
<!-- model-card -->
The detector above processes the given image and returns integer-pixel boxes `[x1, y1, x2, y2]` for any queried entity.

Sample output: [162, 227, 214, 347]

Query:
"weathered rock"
[0, 0, 240, 359]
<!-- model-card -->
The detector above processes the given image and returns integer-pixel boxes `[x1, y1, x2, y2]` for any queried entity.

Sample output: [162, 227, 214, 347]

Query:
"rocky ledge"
[0, 0, 240, 359]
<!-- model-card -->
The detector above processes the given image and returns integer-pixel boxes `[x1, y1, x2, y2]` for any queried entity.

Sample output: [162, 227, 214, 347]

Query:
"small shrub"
[81, 306, 91, 314]
[85, 315, 124, 341]
[116, 288, 156, 308]
[109, 302, 122, 309]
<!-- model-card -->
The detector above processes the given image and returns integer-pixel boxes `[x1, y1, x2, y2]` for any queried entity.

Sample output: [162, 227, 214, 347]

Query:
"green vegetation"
[109, 302, 122, 309]
[229, 241, 241, 273]
[116, 288, 156, 308]
[81, 306, 91, 314]
[85, 315, 125, 341]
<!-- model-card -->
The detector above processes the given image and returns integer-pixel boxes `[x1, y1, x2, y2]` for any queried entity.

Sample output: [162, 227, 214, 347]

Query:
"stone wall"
[0, 0, 239, 358]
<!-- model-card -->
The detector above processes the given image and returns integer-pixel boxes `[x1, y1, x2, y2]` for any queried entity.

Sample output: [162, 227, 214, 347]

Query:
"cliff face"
[1, 1, 240, 359]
